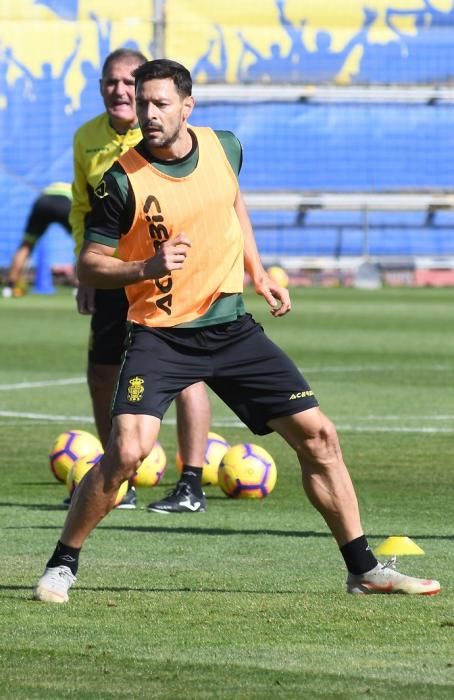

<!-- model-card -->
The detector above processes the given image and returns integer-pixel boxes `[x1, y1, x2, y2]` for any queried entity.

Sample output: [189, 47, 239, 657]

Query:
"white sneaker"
[347, 558, 440, 595]
[33, 565, 76, 603]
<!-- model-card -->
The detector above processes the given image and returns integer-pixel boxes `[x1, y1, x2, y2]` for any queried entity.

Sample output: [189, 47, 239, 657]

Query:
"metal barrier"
[243, 191, 454, 269]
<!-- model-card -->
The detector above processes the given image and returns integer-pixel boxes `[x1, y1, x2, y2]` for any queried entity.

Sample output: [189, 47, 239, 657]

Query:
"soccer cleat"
[33, 565, 76, 603]
[63, 486, 137, 510]
[115, 485, 137, 510]
[347, 558, 441, 595]
[147, 481, 207, 514]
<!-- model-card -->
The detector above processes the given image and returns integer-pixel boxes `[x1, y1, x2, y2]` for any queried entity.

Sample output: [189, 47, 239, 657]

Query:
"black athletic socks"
[340, 535, 378, 575]
[46, 540, 81, 576]
[180, 464, 203, 494]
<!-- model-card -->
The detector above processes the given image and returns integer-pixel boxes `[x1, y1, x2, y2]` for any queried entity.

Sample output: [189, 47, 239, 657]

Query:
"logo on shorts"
[127, 376, 144, 402]
[289, 390, 314, 400]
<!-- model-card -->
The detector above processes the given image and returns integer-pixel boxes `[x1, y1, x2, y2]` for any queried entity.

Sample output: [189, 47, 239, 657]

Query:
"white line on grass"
[301, 364, 449, 374]
[0, 361, 450, 392]
[0, 410, 452, 433]
[362, 415, 454, 421]
[0, 377, 86, 391]
[0, 410, 93, 422]
[335, 425, 454, 433]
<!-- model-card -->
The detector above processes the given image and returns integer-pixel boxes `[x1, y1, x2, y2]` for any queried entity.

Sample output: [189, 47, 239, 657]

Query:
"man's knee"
[271, 409, 342, 467]
[298, 414, 342, 469]
[103, 440, 146, 482]
[105, 416, 160, 481]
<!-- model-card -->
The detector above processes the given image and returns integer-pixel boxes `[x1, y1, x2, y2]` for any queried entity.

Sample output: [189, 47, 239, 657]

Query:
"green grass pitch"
[0, 286, 453, 699]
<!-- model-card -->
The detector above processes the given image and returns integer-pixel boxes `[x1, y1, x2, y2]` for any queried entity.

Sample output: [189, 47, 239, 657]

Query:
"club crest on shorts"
[127, 376, 144, 402]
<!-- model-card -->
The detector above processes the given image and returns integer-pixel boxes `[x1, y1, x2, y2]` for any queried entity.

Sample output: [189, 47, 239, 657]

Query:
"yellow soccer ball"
[49, 429, 102, 483]
[66, 452, 128, 507]
[176, 431, 230, 486]
[131, 442, 167, 488]
[218, 443, 277, 499]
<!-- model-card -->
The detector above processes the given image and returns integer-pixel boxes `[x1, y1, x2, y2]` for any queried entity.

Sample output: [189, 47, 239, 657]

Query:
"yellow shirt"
[118, 126, 244, 327]
[70, 112, 142, 256]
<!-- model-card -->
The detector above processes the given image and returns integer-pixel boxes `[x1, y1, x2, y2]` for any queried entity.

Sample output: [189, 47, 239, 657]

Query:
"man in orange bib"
[70, 48, 211, 512]
[34, 59, 440, 602]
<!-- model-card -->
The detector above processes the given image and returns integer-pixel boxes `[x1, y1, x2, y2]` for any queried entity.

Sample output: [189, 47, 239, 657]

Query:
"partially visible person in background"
[69, 47, 211, 511]
[2, 182, 72, 298]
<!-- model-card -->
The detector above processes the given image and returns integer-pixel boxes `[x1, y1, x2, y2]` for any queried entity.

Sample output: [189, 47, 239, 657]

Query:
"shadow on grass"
[15, 482, 64, 487]
[0, 494, 228, 509]
[1, 519, 454, 541]
[2, 521, 329, 538]
[91, 525, 454, 541]
[0, 502, 68, 511]
[0, 584, 317, 595]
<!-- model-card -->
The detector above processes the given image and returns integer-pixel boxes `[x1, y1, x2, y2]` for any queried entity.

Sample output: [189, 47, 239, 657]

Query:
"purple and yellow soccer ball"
[66, 452, 103, 497]
[49, 429, 102, 484]
[176, 431, 230, 486]
[218, 443, 277, 499]
[66, 452, 128, 507]
[131, 441, 167, 488]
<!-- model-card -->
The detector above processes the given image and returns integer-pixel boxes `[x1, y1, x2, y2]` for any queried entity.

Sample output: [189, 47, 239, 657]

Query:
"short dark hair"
[133, 59, 192, 97]
[101, 48, 148, 77]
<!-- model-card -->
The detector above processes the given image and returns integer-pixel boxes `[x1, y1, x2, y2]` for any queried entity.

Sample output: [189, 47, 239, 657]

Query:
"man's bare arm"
[234, 189, 291, 317]
[77, 235, 191, 288]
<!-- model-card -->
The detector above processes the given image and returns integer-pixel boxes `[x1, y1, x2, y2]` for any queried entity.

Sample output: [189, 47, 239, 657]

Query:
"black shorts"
[112, 314, 319, 435]
[23, 194, 71, 245]
[88, 288, 129, 365]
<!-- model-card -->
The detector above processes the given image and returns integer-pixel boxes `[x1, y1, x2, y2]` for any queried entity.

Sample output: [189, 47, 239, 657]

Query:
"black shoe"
[116, 486, 137, 510]
[147, 482, 206, 514]
[62, 488, 137, 510]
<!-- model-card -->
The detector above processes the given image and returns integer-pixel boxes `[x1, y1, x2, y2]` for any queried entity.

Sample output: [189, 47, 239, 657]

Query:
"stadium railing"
[194, 84, 454, 104]
[243, 190, 454, 271]
[195, 84, 454, 273]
